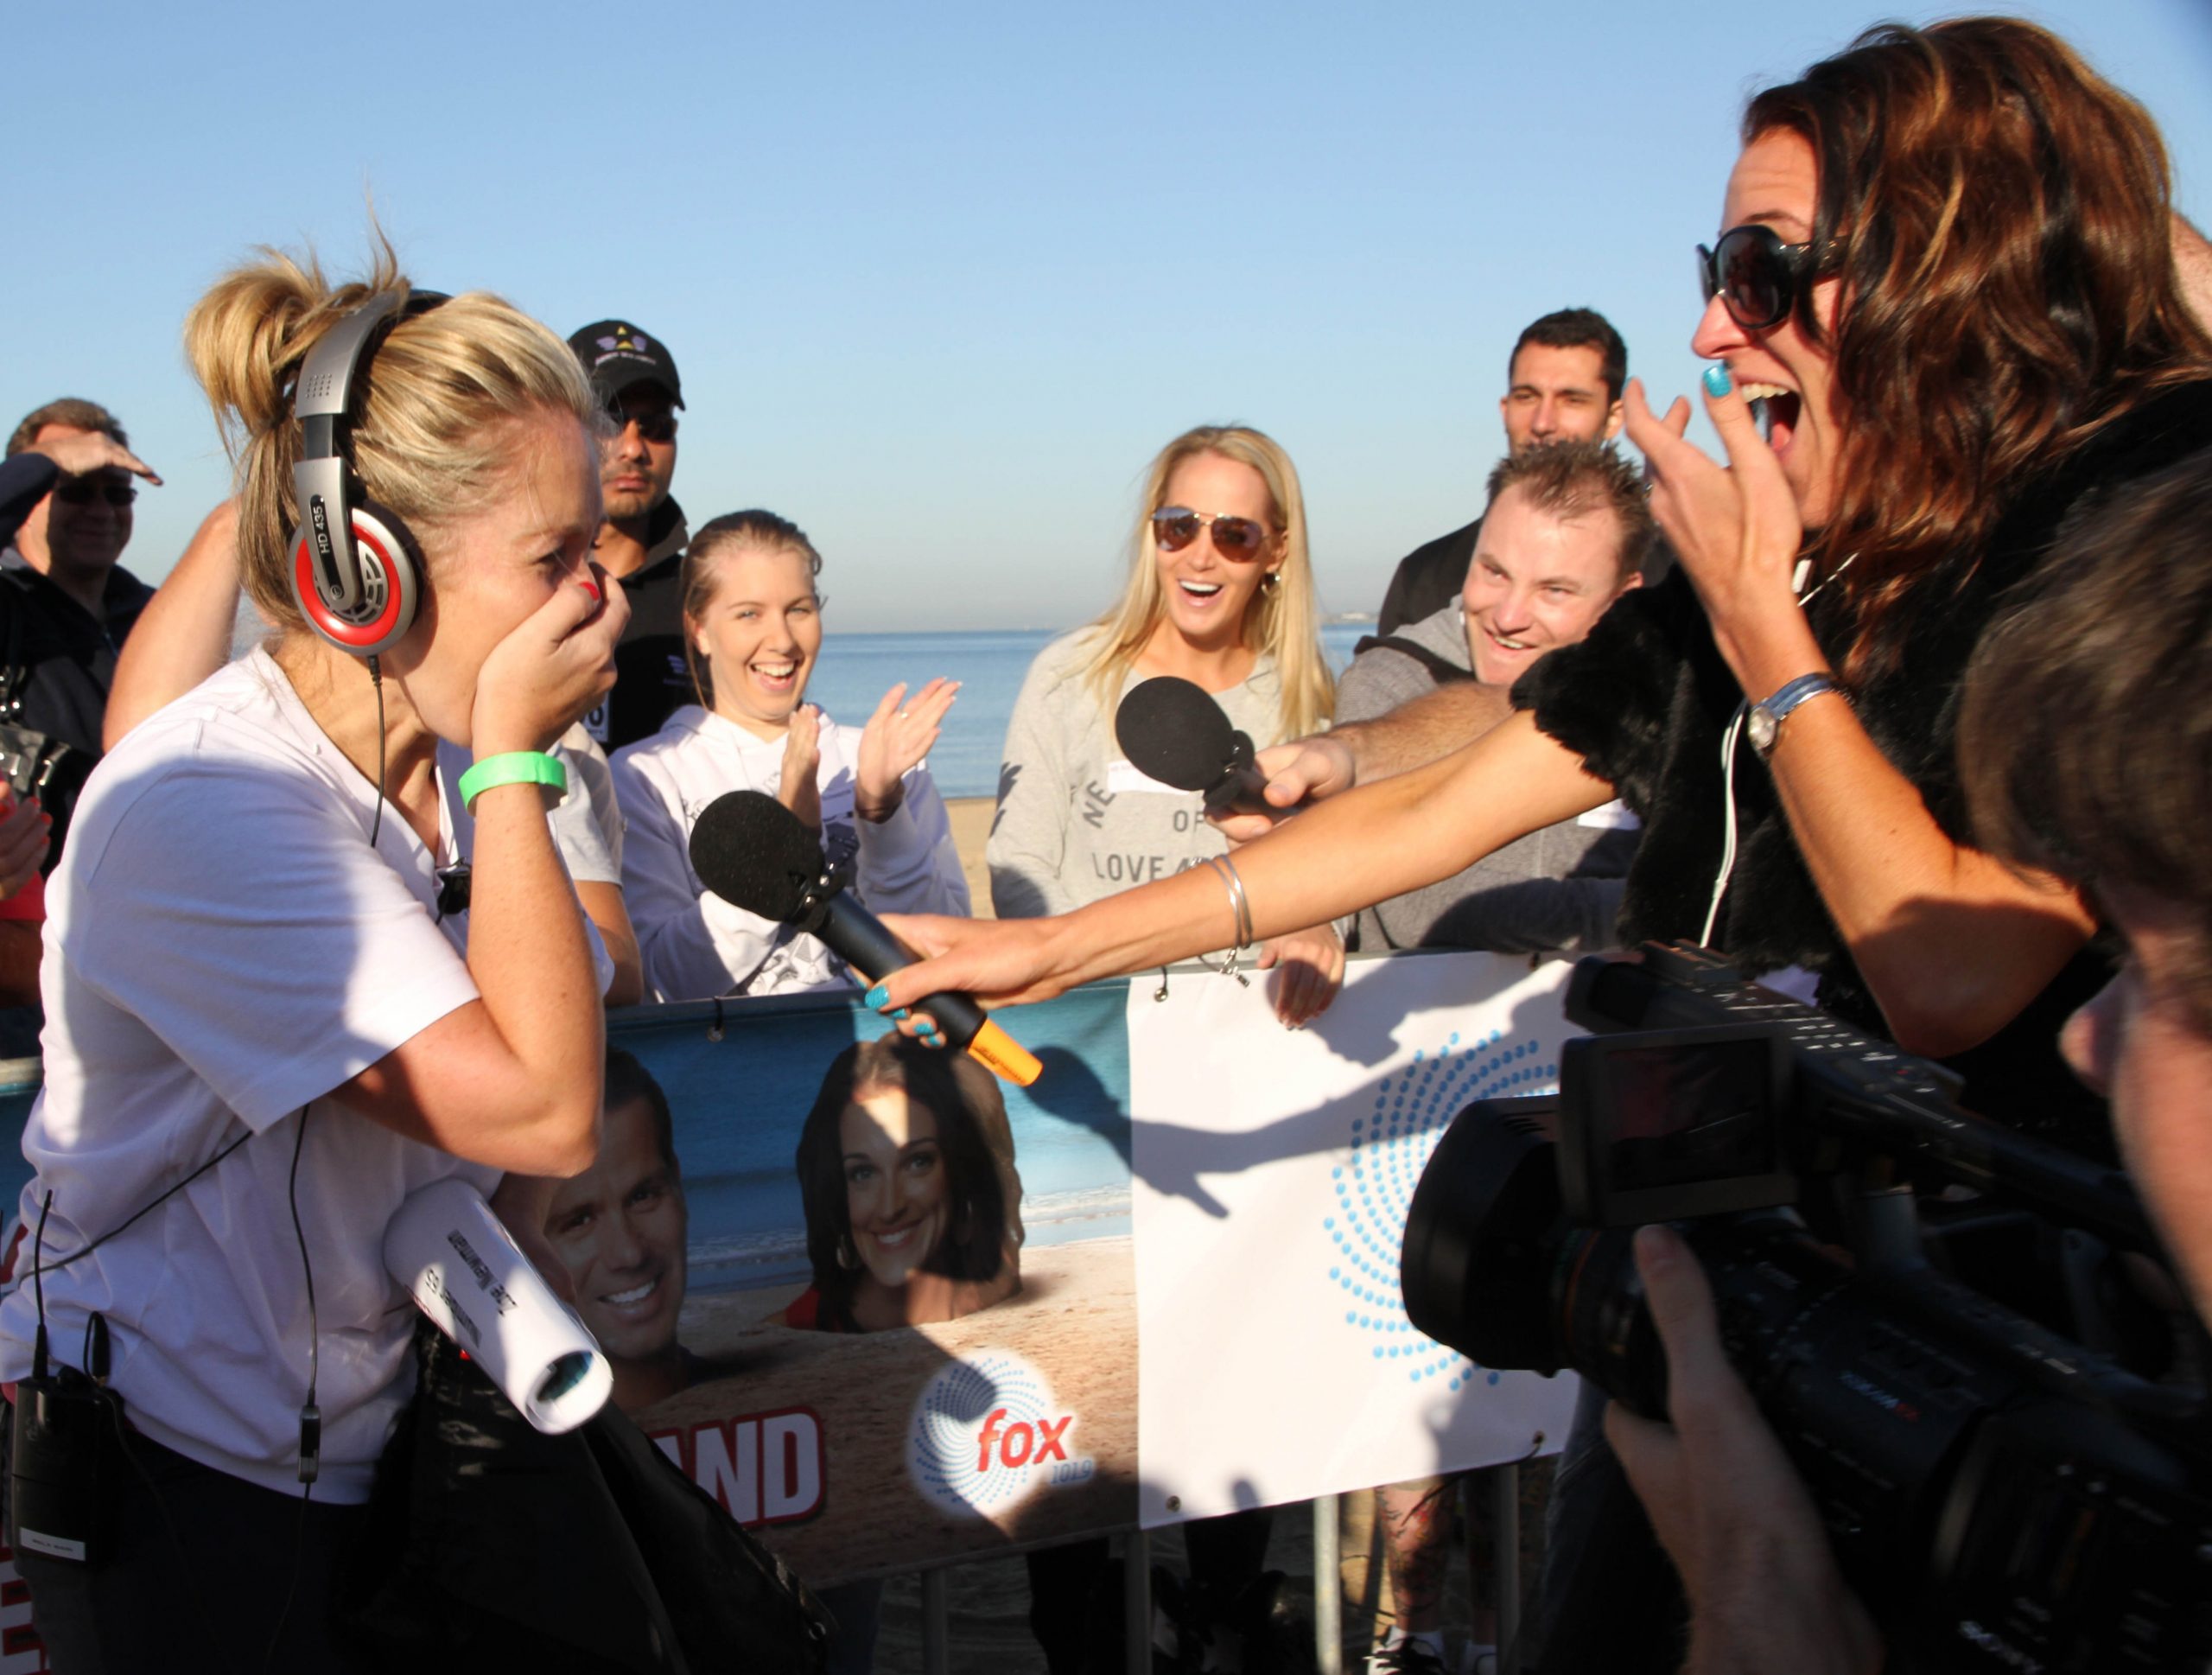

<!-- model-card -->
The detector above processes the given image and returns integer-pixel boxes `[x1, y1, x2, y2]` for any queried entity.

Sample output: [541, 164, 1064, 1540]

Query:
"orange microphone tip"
[969, 1019, 1043, 1087]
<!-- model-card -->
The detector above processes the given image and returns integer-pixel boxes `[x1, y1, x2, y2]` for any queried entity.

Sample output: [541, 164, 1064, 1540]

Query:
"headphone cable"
[366, 654, 387, 849]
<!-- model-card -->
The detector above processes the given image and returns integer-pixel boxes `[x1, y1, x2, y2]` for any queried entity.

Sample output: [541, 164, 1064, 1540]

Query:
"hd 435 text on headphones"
[289, 290, 447, 658]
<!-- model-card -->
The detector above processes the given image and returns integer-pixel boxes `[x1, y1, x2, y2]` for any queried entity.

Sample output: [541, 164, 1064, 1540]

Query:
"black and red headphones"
[288, 289, 448, 658]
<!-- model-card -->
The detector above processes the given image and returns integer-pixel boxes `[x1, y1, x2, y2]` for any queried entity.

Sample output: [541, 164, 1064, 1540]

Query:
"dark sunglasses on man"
[610, 406, 677, 444]
[1150, 507, 1272, 558]
[1698, 224, 1825, 332]
[52, 480, 137, 508]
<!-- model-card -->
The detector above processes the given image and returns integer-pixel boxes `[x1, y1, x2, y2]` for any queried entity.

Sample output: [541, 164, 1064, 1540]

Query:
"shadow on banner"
[594, 982, 1141, 1588]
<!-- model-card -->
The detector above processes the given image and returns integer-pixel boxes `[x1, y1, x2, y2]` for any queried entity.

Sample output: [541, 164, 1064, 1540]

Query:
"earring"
[1261, 570, 1281, 592]
[836, 1233, 861, 1271]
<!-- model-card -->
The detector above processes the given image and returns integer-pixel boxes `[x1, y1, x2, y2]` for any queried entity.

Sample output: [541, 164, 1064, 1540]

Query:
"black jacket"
[1517, 380, 2212, 1153]
[1377, 517, 1481, 636]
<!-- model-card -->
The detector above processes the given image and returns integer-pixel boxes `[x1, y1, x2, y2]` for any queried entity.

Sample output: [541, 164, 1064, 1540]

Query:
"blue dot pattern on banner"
[1323, 1031, 1560, 1391]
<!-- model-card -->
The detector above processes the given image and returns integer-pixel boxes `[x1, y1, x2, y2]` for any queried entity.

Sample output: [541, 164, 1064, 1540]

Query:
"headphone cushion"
[289, 500, 424, 657]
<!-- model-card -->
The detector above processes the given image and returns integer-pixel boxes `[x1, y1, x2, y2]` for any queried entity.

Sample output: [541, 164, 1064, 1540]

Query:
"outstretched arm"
[879, 711, 1611, 1012]
[105, 500, 245, 748]
[1211, 681, 1513, 844]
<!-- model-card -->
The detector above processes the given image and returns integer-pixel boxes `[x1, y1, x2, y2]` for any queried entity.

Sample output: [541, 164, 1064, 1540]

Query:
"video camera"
[1402, 942, 2212, 1672]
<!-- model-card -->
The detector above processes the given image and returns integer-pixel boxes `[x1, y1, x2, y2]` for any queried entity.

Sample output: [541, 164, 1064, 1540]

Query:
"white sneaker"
[1365, 1639, 1451, 1674]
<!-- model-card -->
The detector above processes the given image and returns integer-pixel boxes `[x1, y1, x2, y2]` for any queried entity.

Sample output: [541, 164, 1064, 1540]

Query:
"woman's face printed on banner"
[840, 1085, 951, 1290]
[689, 543, 823, 740]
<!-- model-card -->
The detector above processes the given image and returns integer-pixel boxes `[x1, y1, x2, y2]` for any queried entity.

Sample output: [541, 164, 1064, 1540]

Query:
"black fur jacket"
[1515, 379, 2212, 1150]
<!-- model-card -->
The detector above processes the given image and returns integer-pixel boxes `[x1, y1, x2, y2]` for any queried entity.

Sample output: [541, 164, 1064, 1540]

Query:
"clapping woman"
[613, 510, 970, 1002]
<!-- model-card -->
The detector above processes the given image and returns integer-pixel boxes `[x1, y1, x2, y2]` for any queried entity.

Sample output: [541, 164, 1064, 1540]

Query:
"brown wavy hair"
[1745, 17, 2212, 678]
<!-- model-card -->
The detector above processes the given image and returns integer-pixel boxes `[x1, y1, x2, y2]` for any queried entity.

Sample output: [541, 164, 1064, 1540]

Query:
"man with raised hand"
[0, 399, 162, 1016]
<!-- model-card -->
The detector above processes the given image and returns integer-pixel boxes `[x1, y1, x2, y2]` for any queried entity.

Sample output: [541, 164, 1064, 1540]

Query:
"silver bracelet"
[1205, 853, 1255, 982]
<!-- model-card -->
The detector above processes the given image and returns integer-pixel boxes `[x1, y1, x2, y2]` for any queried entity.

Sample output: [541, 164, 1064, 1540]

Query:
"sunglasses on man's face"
[611, 408, 677, 444]
[1697, 224, 1823, 333]
[53, 480, 136, 508]
[1150, 507, 1272, 558]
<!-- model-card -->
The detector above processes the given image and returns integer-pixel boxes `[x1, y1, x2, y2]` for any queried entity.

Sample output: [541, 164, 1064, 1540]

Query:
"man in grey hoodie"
[1342, 440, 1650, 960]
[1351, 440, 1651, 1673]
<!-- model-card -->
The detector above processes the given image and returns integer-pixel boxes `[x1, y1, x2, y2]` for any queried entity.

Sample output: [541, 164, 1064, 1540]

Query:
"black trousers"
[4, 1414, 366, 1675]
[1027, 1508, 1275, 1674]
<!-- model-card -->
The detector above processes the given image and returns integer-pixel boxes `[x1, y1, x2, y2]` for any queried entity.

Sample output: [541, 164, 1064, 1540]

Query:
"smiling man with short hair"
[1378, 308, 1630, 636]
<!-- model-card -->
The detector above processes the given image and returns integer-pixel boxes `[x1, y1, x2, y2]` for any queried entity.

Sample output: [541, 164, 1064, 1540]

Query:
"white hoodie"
[611, 704, 969, 1002]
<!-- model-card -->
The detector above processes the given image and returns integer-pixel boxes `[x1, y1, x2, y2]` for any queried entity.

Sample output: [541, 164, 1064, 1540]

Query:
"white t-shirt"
[612, 704, 969, 1003]
[0, 650, 518, 1501]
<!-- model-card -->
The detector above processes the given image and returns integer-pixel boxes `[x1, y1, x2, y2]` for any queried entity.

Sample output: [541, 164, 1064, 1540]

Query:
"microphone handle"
[812, 895, 1042, 1086]
[1204, 761, 1281, 819]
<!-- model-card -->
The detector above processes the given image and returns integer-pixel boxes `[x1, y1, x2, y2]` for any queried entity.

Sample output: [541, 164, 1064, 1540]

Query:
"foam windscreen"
[687, 790, 826, 922]
[1114, 676, 1239, 792]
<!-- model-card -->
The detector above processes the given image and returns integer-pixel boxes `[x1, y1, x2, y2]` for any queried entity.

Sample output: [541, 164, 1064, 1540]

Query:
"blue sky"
[12, 2, 2211, 629]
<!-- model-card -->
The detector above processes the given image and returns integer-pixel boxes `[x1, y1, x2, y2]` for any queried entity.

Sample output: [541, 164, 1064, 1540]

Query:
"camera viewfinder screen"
[1599, 1038, 1777, 1192]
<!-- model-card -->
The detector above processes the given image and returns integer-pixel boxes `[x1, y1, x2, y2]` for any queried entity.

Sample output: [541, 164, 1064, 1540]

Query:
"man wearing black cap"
[568, 320, 693, 751]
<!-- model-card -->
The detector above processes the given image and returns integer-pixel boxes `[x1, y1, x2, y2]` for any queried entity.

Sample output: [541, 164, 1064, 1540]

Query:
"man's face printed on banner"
[544, 1093, 690, 1364]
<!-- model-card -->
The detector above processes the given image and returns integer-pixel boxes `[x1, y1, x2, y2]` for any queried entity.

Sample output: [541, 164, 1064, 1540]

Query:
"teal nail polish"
[893, 1008, 912, 1022]
[863, 983, 889, 1009]
[1702, 363, 1732, 399]
[918, 1022, 941, 1041]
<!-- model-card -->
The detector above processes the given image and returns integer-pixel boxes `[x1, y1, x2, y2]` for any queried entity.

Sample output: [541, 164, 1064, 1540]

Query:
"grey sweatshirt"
[988, 630, 1285, 921]
[1336, 603, 1637, 955]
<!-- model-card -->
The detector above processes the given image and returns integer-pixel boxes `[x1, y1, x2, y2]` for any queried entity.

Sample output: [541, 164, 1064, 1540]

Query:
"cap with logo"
[566, 320, 684, 411]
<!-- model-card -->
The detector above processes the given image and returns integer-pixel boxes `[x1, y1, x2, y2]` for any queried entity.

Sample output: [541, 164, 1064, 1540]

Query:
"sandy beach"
[947, 797, 995, 918]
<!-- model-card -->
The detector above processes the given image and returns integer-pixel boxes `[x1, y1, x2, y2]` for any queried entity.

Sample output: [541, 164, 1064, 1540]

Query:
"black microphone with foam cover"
[686, 791, 1040, 1086]
[1113, 676, 1279, 818]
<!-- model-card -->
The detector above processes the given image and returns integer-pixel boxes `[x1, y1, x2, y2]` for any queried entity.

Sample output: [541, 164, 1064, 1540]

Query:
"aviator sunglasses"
[1697, 224, 1824, 333]
[1151, 507, 1273, 558]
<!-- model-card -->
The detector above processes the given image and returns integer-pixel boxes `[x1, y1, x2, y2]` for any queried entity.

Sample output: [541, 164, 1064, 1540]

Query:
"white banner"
[1128, 951, 1583, 1526]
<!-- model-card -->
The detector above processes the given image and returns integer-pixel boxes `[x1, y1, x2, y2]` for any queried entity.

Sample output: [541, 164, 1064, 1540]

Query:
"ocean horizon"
[226, 608, 1380, 802]
[806, 622, 1378, 799]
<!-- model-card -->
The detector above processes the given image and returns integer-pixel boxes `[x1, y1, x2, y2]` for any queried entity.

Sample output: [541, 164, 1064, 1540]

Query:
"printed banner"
[601, 981, 1141, 1584]
[1128, 952, 1582, 1526]
[0, 950, 1585, 1606]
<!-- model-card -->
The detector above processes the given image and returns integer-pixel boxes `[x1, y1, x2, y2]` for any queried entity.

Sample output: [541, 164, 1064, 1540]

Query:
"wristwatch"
[1747, 673, 1845, 759]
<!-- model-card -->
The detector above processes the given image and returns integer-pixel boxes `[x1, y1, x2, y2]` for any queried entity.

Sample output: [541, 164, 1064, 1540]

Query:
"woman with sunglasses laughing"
[986, 423, 1344, 1031]
[989, 422, 1339, 1672]
[879, 17, 2210, 1147]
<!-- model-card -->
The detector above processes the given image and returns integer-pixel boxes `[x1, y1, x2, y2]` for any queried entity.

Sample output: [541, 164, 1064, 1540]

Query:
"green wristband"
[458, 750, 569, 814]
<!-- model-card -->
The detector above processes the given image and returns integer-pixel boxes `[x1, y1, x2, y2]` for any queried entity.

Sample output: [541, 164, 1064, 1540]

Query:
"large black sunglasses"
[1697, 225, 1824, 332]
